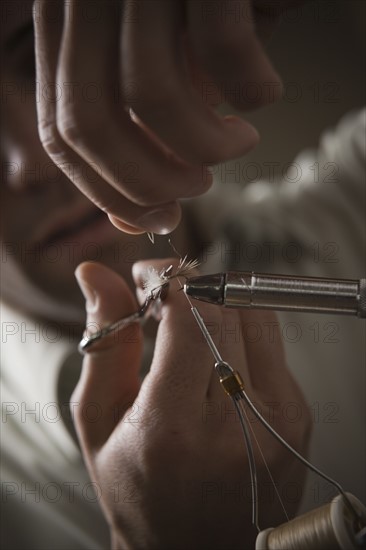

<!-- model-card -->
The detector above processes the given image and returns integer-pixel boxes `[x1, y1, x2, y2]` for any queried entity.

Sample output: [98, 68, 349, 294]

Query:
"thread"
[256, 494, 366, 550]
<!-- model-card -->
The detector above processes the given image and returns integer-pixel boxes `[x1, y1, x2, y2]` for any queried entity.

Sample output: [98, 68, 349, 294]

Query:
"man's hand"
[73, 259, 312, 549]
[33, 1, 302, 236]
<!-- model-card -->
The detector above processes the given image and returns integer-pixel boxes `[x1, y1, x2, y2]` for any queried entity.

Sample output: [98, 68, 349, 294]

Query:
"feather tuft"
[141, 256, 200, 298]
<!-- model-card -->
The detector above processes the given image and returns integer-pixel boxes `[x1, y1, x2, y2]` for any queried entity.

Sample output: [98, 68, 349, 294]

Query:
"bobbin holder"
[185, 272, 366, 318]
[189, 298, 366, 548]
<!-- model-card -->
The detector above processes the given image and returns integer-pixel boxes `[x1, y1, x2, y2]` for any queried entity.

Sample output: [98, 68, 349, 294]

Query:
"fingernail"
[137, 209, 177, 235]
[75, 271, 99, 314]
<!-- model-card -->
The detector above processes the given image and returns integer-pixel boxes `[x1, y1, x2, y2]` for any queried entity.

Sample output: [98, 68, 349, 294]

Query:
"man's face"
[1, 1, 181, 322]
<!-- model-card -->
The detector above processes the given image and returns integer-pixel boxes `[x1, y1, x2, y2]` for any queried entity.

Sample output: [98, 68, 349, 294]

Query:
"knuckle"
[57, 110, 89, 149]
[38, 119, 66, 157]
[57, 96, 102, 149]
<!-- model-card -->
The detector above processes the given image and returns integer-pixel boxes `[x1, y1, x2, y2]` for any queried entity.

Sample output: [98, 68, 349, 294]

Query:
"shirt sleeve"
[218, 109, 365, 279]
[189, 109, 366, 512]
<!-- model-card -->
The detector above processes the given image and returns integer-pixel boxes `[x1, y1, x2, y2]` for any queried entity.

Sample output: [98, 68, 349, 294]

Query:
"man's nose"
[3, 142, 79, 204]
[2, 86, 78, 198]
[3, 142, 61, 192]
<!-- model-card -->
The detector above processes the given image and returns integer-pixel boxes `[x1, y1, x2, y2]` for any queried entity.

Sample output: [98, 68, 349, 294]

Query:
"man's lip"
[32, 205, 107, 246]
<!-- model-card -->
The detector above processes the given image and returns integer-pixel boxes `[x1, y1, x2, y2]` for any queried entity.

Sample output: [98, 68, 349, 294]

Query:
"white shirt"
[0, 302, 110, 549]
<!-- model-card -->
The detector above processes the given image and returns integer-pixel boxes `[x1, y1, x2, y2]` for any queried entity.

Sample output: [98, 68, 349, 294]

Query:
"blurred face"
[1, 1, 189, 323]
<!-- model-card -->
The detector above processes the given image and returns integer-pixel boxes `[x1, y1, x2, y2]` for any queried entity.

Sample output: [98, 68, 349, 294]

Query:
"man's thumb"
[73, 261, 143, 450]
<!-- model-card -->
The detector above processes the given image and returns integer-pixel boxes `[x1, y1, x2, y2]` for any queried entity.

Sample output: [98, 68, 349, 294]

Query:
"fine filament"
[238, 387, 360, 524]
[233, 397, 260, 531]
[179, 288, 361, 530]
[164, 249, 362, 533]
[236, 399, 289, 526]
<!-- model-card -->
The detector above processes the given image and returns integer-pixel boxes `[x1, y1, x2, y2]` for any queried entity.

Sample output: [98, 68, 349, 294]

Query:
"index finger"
[132, 259, 252, 412]
[33, 0, 212, 234]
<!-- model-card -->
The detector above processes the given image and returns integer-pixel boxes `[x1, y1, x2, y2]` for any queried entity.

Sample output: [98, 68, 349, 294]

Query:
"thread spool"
[256, 493, 366, 550]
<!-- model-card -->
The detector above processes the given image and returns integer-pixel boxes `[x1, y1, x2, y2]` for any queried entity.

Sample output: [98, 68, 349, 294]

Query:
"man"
[2, 1, 363, 549]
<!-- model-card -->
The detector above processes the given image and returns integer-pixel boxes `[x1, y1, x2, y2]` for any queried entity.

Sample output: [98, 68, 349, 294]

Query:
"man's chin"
[2, 256, 86, 326]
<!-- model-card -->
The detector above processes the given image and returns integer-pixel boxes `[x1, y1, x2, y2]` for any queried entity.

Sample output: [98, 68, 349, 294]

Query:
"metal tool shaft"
[184, 272, 366, 318]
